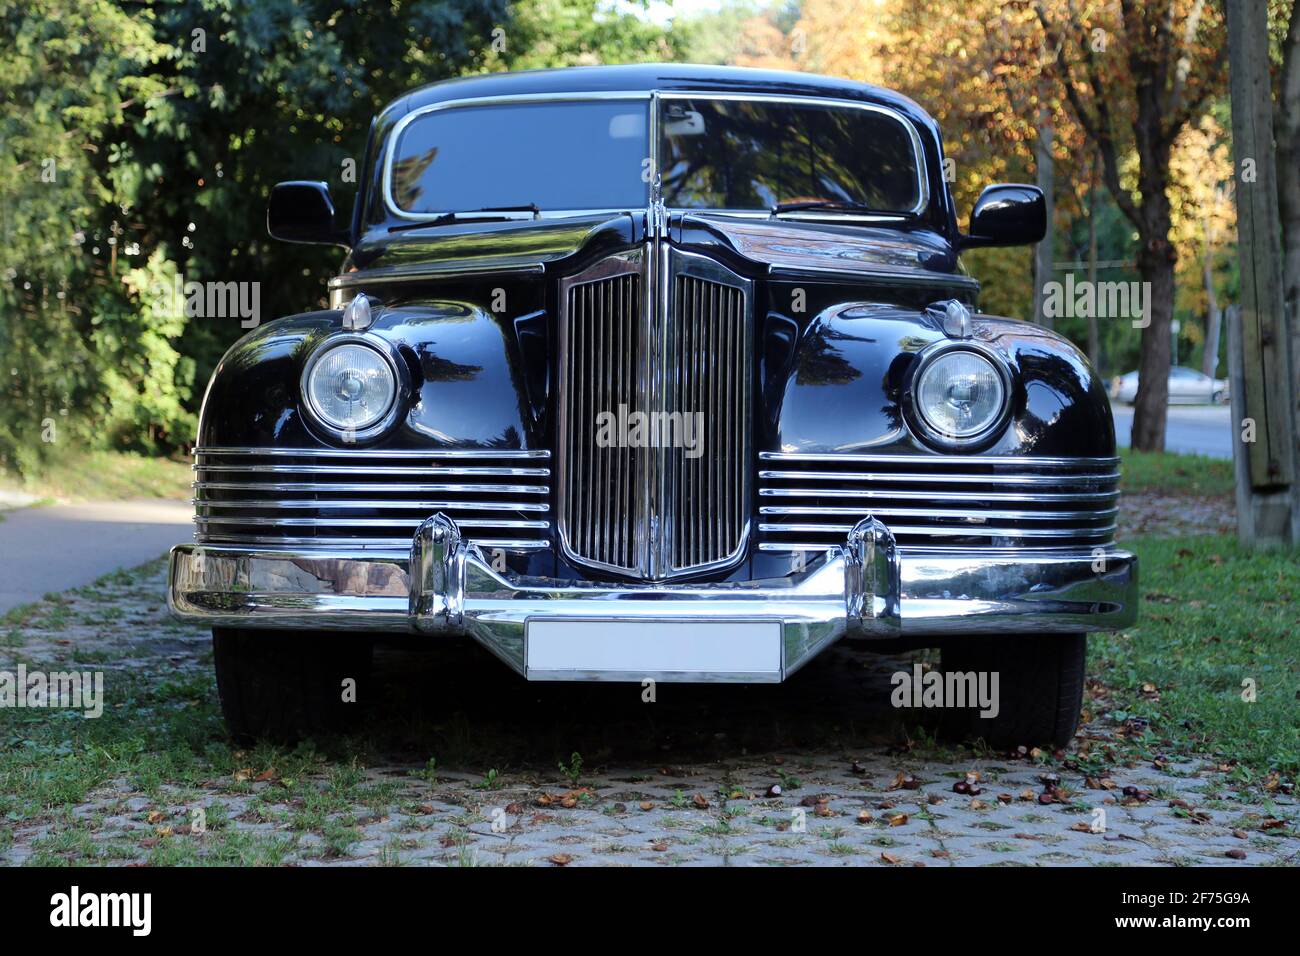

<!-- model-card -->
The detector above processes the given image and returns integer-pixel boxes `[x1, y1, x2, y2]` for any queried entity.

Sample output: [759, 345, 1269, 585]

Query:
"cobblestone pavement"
[2, 559, 1295, 867]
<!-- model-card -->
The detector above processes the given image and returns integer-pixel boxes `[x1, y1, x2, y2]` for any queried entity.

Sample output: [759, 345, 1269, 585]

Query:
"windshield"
[386, 95, 923, 217]
[660, 98, 921, 213]
[390, 100, 650, 213]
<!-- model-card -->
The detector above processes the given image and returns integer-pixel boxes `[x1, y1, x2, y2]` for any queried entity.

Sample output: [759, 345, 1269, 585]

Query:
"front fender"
[767, 302, 1115, 458]
[197, 301, 542, 450]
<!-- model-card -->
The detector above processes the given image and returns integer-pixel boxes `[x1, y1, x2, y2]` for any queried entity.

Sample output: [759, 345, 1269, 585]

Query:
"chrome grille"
[669, 272, 749, 570]
[557, 250, 752, 579]
[192, 447, 551, 550]
[758, 453, 1119, 550]
[557, 261, 643, 572]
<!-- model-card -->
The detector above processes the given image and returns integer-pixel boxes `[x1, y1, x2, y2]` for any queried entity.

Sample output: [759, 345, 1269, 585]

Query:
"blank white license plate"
[525, 619, 782, 681]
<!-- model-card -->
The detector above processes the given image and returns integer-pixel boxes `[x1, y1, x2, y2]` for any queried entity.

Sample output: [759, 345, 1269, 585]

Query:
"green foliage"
[1, 0, 688, 481]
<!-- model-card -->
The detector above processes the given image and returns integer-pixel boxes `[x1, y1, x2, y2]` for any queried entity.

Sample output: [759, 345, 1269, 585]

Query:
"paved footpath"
[2, 561, 1295, 867]
[0, 500, 191, 612]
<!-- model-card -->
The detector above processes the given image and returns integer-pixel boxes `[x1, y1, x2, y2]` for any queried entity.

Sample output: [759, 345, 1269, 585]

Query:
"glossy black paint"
[267, 181, 348, 246]
[201, 65, 1118, 585]
[961, 184, 1047, 249]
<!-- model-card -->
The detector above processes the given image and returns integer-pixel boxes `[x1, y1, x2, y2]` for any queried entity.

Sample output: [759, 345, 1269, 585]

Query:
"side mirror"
[961, 184, 1046, 248]
[267, 181, 349, 246]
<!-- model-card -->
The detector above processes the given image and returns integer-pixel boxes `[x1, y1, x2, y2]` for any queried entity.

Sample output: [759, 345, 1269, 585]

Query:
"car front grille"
[757, 452, 1120, 550]
[556, 249, 752, 579]
[192, 447, 551, 550]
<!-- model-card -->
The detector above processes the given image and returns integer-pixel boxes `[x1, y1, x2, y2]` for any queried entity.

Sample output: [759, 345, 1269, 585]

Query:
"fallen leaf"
[1069, 822, 1094, 833]
[548, 853, 573, 866]
[232, 768, 254, 783]
[639, 801, 654, 811]
[888, 812, 909, 827]
[880, 851, 902, 864]
[692, 793, 709, 809]
[146, 811, 165, 825]
[969, 799, 988, 810]
[505, 802, 523, 815]
[1232, 829, 1248, 840]
[254, 767, 277, 783]
[650, 840, 668, 852]
[1259, 818, 1287, 830]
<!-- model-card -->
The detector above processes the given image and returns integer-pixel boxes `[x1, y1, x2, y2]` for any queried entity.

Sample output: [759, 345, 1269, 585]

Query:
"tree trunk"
[1033, 105, 1055, 329]
[1278, 0, 1300, 319]
[1086, 176, 1100, 368]
[1277, 0, 1300, 441]
[1131, 228, 1176, 451]
[1202, 227, 1221, 380]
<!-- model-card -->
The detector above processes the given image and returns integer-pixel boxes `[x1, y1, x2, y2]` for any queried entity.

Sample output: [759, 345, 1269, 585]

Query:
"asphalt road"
[1111, 402, 1233, 459]
[0, 499, 192, 613]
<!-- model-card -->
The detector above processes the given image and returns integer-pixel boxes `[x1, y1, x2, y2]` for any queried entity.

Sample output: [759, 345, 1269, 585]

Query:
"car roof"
[380, 63, 937, 130]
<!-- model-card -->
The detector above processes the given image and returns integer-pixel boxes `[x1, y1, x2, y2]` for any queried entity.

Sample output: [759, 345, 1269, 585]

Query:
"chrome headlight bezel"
[299, 333, 409, 444]
[905, 341, 1014, 451]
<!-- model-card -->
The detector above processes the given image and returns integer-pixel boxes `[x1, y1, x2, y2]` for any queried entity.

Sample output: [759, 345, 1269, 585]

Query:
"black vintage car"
[169, 64, 1137, 746]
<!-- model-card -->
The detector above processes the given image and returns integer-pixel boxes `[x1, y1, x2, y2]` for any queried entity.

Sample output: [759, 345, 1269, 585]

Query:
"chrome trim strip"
[189, 535, 549, 550]
[195, 481, 549, 495]
[758, 469, 1118, 486]
[328, 262, 546, 291]
[195, 447, 550, 459]
[758, 487, 1120, 503]
[195, 464, 551, 477]
[759, 452, 1119, 466]
[195, 498, 550, 512]
[759, 522, 1118, 539]
[765, 262, 980, 290]
[194, 515, 549, 529]
[759, 505, 1119, 522]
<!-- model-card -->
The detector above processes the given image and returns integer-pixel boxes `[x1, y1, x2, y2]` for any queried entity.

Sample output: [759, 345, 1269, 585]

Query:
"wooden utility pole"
[1033, 106, 1055, 330]
[1226, 0, 1298, 547]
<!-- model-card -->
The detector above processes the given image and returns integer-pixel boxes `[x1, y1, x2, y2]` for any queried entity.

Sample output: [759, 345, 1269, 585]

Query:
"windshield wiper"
[389, 204, 541, 232]
[771, 199, 913, 219]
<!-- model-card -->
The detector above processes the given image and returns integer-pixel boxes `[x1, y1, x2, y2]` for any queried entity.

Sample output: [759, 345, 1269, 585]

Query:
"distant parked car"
[1110, 366, 1228, 405]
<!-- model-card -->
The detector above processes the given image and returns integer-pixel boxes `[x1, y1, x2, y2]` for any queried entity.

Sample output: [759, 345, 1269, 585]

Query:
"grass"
[1119, 448, 1235, 497]
[1092, 534, 1300, 781]
[0, 449, 191, 502]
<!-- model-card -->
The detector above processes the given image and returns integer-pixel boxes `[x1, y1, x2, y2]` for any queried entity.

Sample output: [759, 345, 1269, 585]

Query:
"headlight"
[913, 347, 1008, 443]
[304, 342, 397, 432]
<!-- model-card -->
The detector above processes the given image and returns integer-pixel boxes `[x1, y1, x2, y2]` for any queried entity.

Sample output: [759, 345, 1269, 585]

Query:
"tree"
[1036, 0, 1228, 451]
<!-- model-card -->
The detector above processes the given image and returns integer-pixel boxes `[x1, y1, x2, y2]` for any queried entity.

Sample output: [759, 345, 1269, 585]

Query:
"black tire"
[940, 634, 1086, 749]
[212, 627, 373, 745]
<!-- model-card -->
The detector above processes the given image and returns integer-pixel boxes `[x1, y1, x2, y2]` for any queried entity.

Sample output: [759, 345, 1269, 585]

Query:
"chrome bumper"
[169, 515, 1137, 681]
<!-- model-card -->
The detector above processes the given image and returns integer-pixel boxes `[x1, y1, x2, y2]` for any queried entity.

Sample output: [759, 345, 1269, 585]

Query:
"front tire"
[940, 634, 1086, 749]
[212, 628, 373, 745]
